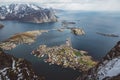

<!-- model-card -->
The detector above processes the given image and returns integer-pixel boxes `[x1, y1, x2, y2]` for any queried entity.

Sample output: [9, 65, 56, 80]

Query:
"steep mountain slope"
[0, 48, 45, 80]
[0, 3, 57, 23]
[76, 41, 120, 80]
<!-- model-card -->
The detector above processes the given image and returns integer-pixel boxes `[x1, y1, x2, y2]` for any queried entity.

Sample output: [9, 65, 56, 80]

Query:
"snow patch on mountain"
[97, 57, 120, 80]
[0, 3, 57, 23]
[0, 48, 44, 80]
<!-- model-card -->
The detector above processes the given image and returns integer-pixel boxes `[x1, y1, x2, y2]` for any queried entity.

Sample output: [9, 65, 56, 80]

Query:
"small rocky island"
[96, 32, 119, 37]
[61, 21, 76, 27]
[0, 23, 4, 29]
[0, 48, 45, 80]
[59, 20, 85, 35]
[0, 3, 57, 23]
[0, 30, 48, 50]
[71, 28, 85, 35]
[32, 38, 96, 71]
[56, 27, 85, 35]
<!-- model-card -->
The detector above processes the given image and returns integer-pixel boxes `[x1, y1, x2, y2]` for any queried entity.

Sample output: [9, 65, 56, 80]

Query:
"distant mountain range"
[0, 3, 57, 23]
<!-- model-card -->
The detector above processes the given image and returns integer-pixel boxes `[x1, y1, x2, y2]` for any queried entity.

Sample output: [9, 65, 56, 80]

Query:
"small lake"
[0, 11, 120, 80]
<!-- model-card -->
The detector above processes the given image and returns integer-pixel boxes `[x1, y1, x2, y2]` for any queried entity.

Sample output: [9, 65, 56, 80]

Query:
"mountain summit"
[0, 3, 57, 23]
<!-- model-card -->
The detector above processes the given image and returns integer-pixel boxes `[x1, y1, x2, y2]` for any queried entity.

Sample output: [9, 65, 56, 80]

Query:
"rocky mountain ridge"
[0, 3, 57, 23]
[0, 48, 44, 80]
[77, 41, 120, 80]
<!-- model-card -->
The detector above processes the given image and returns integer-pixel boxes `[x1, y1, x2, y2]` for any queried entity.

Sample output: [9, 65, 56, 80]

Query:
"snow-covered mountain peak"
[0, 3, 57, 23]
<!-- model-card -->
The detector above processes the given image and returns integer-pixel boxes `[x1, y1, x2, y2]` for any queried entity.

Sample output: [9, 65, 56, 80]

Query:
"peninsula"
[0, 30, 48, 50]
[32, 38, 96, 71]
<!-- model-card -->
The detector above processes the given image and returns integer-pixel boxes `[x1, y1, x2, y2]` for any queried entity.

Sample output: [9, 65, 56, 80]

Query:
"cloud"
[43, 0, 120, 11]
[0, 0, 120, 11]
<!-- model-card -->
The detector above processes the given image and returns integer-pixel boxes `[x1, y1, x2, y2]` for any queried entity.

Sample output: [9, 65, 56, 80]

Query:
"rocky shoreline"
[0, 30, 48, 50]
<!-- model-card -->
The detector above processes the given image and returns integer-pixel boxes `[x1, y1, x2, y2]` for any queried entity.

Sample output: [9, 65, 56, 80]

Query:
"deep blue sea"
[0, 11, 120, 80]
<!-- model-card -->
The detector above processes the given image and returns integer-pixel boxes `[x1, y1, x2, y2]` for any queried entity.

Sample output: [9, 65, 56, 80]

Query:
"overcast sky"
[0, 0, 120, 11]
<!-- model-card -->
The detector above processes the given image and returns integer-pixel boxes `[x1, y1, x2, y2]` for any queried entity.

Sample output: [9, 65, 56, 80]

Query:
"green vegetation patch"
[74, 51, 82, 56]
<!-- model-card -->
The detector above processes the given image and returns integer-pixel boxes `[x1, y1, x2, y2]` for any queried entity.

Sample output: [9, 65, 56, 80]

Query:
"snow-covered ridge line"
[97, 57, 120, 80]
[0, 3, 57, 23]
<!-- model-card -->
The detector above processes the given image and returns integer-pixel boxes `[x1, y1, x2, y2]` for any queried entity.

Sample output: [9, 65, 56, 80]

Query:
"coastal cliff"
[0, 3, 57, 23]
[0, 48, 45, 80]
[76, 41, 120, 80]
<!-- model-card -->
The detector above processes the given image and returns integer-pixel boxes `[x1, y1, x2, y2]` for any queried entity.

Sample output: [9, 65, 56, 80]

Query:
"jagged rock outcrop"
[0, 23, 4, 29]
[0, 3, 57, 23]
[0, 48, 45, 80]
[71, 28, 85, 35]
[76, 41, 120, 80]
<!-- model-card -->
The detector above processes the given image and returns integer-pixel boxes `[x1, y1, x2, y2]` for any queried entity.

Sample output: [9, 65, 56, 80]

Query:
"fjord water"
[0, 11, 120, 80]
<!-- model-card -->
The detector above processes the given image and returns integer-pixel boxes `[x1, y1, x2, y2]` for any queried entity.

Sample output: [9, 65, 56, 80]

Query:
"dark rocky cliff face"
[0, 48, 45, 80]
[0, 3, 57, 23]
[76, 41, 120, 80]
[0, 23, 4, 29]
